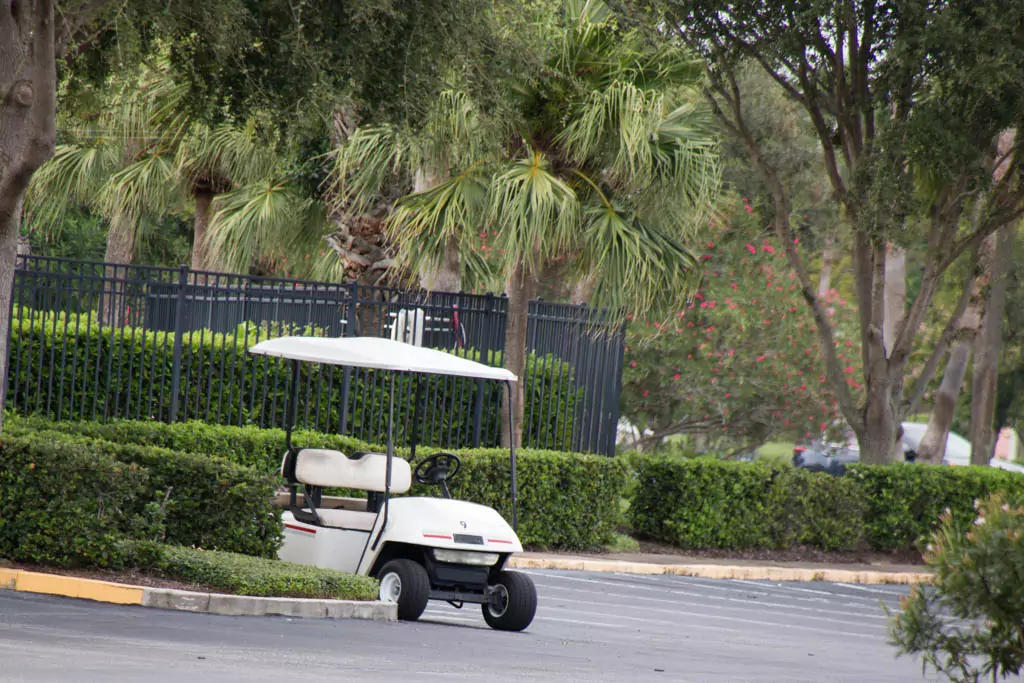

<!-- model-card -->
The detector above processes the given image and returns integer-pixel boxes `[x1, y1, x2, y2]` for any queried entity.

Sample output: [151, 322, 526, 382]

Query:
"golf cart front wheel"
[377, 559, 430, 621]
[482, 570, 537, 632]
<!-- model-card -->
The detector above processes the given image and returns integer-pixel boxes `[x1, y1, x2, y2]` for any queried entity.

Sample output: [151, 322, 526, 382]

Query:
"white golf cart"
[249, 336, 538, 631]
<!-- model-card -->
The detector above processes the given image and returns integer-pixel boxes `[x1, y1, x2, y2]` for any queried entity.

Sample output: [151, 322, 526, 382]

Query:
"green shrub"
[7, 415, 627, 550]
[889, 492, 1024, 681]
[630, 455, 1024, 553]
[436, 447, 629, 549]
[7, 310, 580, 449]
[155, 546, 378, 600]
[0, 435, 153, 568]
[849, 463, 1024, 551]
[4, 422, 282, 557]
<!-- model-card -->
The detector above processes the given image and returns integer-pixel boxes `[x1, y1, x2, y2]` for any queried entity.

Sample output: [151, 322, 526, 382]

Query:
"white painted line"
[539, 585, 892, 624]
[529, 571, 898, 612]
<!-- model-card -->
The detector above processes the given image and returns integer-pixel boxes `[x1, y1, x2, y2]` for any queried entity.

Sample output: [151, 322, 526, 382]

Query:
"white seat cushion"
[316, 508, 377, 532]
[291, 448, 411, 493]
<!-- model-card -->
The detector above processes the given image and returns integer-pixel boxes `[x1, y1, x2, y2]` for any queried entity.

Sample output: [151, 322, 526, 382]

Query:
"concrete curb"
[505, 556, 932, 585]
[0, 568, 396, 620]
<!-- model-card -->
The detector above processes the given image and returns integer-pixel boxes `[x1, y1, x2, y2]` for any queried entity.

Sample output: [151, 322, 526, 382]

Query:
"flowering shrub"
[889, 493, 1024, 682]
[621, 198, 861, 450]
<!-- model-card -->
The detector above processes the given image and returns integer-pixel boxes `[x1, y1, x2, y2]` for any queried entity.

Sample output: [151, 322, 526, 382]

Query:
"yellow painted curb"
[506, 556, 932, 585]
[0, 568, 144, 605]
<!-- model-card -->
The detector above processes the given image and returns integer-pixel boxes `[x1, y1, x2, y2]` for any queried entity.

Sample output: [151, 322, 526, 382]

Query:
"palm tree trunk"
[191, 188, 215, 273]
[970, 224, 1013, 465]
[501, 261, 535, 449]
[101, 213, 135, 327]
[413, 165, 460, 292]
[917, 339, 973, 464]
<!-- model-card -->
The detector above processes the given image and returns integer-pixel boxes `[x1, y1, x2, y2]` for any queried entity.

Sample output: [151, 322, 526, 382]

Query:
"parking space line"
[527, 572, 900, 613]
[535, 603, 888, 641]
[538, 585, 891, 624]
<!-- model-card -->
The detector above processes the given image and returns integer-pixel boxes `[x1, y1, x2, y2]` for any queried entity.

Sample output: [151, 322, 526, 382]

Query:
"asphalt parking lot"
[0, 570, 939, 682]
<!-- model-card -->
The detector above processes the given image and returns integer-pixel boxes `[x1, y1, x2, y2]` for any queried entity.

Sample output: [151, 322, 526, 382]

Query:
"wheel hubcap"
[380, 573, 402, 603]
[487, 584, 509, 618]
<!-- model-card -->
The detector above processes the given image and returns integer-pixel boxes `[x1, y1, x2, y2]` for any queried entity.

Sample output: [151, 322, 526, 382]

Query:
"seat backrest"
[286, 448, 411, 494]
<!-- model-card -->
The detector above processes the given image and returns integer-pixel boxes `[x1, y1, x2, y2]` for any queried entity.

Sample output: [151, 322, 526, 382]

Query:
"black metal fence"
[7, 256, 624, 455]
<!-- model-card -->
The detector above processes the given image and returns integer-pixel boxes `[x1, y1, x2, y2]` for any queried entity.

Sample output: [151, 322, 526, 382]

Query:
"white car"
[250, 336, 538, 631]
[900, 422, 1024, 473]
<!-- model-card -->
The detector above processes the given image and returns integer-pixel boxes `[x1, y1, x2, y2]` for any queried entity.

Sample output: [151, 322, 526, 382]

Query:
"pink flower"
[762, 245, 775, 254]
[746, 243, 756, 254]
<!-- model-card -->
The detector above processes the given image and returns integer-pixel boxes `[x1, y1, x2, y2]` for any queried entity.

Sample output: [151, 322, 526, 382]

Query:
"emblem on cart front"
[460, 521, 467, 528]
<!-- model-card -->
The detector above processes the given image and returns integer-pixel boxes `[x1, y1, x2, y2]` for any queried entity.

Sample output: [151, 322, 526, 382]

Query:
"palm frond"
[177, 120, 276, 190]
[208, 180, 328, 273]
[99, 152, 178, 222]
[578, 202, 701, 317]
[489, 151, 581, 274]
[386, 166, 492, 284]
[25, 141, 123, 233]
[327, 125, 411, 215]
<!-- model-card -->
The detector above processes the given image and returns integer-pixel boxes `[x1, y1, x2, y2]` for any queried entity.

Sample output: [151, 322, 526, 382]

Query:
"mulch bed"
[615, 537, 925, 566]
[0, 558, 206, 593]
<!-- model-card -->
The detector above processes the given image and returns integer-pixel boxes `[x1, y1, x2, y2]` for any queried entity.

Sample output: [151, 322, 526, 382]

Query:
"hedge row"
[7, 415, 628, 550]
[630, 456, 1024, 552]
[0, 426, 281, 565]
[155, 546, 378, 600]
[7, 310, 581, 450]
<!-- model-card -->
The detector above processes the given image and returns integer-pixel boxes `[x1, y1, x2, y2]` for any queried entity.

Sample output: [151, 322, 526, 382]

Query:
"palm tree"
[331, 0, 720, 447]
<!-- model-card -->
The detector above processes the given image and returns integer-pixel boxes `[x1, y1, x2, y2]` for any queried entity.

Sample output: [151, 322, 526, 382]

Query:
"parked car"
[792, 423, 1024, 475]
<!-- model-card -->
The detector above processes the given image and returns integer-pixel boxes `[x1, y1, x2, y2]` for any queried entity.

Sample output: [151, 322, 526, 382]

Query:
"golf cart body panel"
[250, 335, 536, 630]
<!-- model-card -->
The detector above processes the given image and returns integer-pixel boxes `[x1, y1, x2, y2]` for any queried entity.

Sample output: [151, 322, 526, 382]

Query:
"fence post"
[471, 294, 494, 448]
[168, 265, 189, 423]
[338, 281, 359, 435]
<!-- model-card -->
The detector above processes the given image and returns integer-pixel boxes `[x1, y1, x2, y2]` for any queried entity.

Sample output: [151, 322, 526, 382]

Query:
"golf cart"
[249, 336, 538, 631]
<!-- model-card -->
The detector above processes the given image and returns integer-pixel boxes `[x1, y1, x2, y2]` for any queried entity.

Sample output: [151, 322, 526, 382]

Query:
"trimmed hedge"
[7, 415, 628, 550]
[8, 311, 580, 450]
[3, 423, 281, 558]
[0, 435, 153, 568]
[849, 464, 1024, 551]
[630, 456, 1024, 553]
[156, 546, 378, 600]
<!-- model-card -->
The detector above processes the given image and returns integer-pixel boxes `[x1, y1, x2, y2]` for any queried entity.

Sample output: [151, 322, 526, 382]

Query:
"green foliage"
[3, 422, 281, 558]
[0, 435, 153, 569]
[155, 546, 378, 601]
[889, 493, 1024, 682]
[7, 310, 580, 450]
[631, 455, 1024, 553]
[630, 456, 865, 551]
[620, 194, 860, 452]
[6, 415, 627, 550]
[439, 447, 629, 549]
[849, 464, 1024, 552]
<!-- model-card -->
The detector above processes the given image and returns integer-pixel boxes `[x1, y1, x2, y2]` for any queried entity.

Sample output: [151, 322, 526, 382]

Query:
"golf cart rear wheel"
[377, 559, 429, 621]
[482, 570, 537, 632]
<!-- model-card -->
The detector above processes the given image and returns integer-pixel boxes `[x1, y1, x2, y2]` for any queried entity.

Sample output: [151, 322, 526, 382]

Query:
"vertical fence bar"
[168, 265, 188, 423]
[338, 281, 358, 435]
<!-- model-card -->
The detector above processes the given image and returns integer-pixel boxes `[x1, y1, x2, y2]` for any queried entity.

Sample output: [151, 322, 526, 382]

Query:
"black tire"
[377, 559, 430, 621]
[481, 570, 537, 632]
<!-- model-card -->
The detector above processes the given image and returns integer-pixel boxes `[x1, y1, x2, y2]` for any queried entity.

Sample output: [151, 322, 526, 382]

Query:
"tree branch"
[903, 271, 978, 416]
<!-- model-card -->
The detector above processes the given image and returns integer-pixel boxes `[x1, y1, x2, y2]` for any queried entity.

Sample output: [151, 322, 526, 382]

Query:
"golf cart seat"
[281, 448, 411, 531]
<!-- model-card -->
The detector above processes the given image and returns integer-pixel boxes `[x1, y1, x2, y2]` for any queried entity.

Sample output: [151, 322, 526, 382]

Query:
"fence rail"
[7, 256, 624, 455]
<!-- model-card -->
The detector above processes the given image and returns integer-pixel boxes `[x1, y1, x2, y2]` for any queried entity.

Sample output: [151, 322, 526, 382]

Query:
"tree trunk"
[1, 1, 59, 433]
[883, 245, 907, 359]
[100, 213, 135, 327]
[917, 339, 973, 464]
[500, 261, 534, 449]
[970, 225, 1013, 465]
[0, 199, 23, 429]
[570, 270, 599, 304]
[856, 379, 901, 464]
[191, 188, 215, 273]
[817, 234, 837, 298]
[413, 165, 460, 292]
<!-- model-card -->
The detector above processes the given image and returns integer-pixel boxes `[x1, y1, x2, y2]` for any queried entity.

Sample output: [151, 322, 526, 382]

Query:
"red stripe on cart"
[284, 523, 316, 535]
[422, 533, 452, 540]
[487, 539, 514, 544]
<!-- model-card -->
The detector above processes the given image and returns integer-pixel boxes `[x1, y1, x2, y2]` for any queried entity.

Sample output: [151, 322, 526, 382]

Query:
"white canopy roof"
[248, 336, 517, 382]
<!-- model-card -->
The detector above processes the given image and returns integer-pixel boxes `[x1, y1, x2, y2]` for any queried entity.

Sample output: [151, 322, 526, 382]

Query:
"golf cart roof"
[249, 336, 517, 382]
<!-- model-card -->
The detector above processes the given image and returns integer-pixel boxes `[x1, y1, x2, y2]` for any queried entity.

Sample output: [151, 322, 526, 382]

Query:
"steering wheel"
[414, 452, 462, 497]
